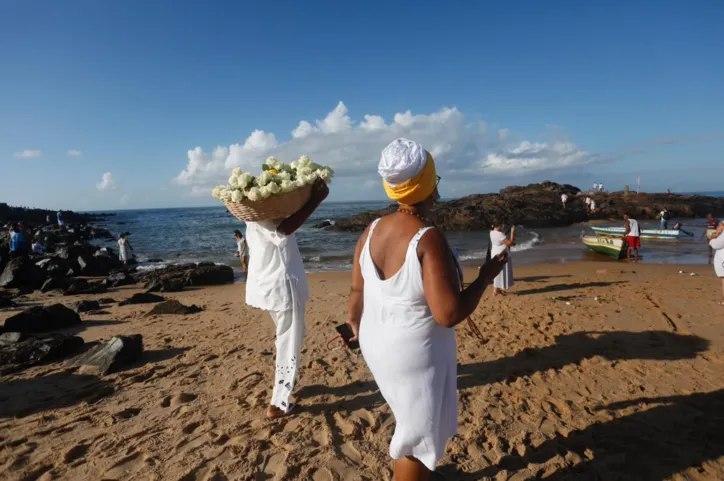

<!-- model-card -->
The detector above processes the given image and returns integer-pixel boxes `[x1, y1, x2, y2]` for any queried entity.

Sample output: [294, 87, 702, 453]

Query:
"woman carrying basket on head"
[346, 138, 508, 481]
[244, 178, 329, 418]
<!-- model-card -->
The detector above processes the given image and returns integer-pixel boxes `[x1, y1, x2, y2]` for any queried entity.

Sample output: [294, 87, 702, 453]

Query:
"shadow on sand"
[514, 281, 628, 296]
[444, 389, 724, 480]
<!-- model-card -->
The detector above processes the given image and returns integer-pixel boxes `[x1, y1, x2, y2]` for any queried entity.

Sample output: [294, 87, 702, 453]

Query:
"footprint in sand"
[332, 412, 357, 436]
[160, 392, 197, 408]
[311, 423, 329, 447]
[311, 467, 333, 481]
[103, 451, 149, 479]
[63, 443, 90, 464]
[340, 442, 362, 463]
[257, 452, 286, 480]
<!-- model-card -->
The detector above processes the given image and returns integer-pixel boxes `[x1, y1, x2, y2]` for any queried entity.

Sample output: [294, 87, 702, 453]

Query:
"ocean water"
[92, 200, 719, 275]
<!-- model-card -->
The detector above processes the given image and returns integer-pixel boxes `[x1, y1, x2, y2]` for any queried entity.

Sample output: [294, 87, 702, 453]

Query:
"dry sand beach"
[1, 262, 723, 481]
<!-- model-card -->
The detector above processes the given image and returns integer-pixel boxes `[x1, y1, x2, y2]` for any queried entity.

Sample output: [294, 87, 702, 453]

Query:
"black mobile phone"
[335, 323, 360, 350]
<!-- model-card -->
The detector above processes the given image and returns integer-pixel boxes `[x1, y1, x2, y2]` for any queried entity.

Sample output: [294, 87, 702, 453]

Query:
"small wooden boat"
[582, 234, 627, 259]
[590, 226, 680, 239]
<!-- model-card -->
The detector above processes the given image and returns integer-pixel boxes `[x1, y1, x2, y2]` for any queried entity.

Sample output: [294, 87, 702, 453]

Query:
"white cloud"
[14, 150, 42, 159]
[173, 102, 606, 198]
[67, 149, 83, 157]
[96, 172, 115, 191]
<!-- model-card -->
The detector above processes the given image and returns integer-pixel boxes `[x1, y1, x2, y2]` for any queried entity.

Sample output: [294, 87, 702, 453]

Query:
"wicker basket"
[223, 184, 313, 222]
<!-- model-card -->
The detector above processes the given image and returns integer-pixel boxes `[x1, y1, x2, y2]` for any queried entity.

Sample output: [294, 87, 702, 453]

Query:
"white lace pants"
[268, 295, 306, 411]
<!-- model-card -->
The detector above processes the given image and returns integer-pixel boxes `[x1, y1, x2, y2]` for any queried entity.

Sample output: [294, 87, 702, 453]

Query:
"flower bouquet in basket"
[212, 155, 334, 222]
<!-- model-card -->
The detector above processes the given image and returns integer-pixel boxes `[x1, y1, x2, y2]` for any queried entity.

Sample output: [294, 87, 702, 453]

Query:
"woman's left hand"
[346, 319, 360, 342]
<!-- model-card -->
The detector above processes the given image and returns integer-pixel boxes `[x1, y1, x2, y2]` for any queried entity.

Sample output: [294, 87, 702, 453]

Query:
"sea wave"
[458, 231, 540, 260]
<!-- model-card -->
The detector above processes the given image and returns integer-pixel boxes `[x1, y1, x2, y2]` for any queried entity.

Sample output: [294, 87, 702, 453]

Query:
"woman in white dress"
[117, 233, 133, 265]
[490, 223, 515, 296]
[709, 220, 724, 305]
[347, 138, 507, 480]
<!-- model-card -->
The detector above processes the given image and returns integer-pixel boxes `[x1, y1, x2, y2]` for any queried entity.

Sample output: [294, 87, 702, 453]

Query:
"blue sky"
[1, 1, 723, 211]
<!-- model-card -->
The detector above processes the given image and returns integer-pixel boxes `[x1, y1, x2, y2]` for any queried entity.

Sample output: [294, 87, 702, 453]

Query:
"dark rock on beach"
[146, 277, 185, 293]
[119, 292, 165, 306]
[331, 181, 724, 231]
[134, 263, 234, 289]
[0, 256, 46, 289]
[3, 304, 82, 333]
[146, 300, 203, 316]
[103, 271, 136, 288]
[98, 297, 117, 305]
[0, 333, 84, 372]
[70, 334, 143, 375]
[72, 300, 101, 314]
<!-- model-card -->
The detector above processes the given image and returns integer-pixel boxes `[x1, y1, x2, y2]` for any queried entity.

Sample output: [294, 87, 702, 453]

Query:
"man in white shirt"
[561, 193, 569, 210]
[245, 179, 329, 418]
[624, 212, 641, 261]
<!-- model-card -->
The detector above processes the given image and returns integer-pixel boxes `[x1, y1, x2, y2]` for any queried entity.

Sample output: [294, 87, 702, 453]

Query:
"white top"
[710, 234, 724, 277]
[358, 219, 457, 471]
[118, 238, 127, 251]
[585, 197, 592, 205]
[236, 237, 246, 254]
[627, 218, 641, 237]
[244, 221, 308, 312]
[561, 194, 568, 201]
[490, 230, 514, 289]
[590, 200, 597, 209]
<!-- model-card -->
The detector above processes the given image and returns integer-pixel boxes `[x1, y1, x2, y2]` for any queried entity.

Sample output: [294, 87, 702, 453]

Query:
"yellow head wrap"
[379, 138, 437, 206]
[383, 153, 437, 205]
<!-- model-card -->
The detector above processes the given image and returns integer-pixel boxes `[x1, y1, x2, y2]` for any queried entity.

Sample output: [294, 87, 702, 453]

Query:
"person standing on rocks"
[56, 210, 64, 226]
[233, 229, 248, 273]
[624, 212, 641, 262]
[245, 178, 329, 419]
[9, 223, 29, 258]
[561, 193, 569, 210]
[118, 233, 134, 265]
[490, 223, 515, 296]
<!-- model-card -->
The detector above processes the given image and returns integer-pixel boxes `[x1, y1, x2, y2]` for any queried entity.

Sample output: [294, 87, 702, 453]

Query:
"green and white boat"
[582, 234, 627, 259]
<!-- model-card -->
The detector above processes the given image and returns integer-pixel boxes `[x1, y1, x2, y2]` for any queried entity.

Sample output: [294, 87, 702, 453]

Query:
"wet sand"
[1, 262, 723, 480]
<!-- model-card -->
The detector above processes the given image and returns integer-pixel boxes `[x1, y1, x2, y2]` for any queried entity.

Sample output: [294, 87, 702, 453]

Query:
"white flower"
[276, 170, 291, 181]
[280, 180, 294, 193]
[298, 166, 313, 177]
[238, 173, 253, 189]
[211, 186, 224, 199]
[266, 157, 282, 170]
[231, 168, 242, 177]
[231, 189, 244, 202]
[228, 175, 239, 188]
[247, 187, 261, 201]
[290, 161, 298, 169]
[259, 186, 272, 198]
[268, 182, 281, 194]
[220, 188, 233, 201]
[294, 178, 306, 188]
[298, 155, 311, 166]
[257, 171, 272, 186]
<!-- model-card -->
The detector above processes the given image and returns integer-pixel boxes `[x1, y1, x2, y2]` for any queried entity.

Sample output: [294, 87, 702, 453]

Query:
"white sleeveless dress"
[358, 219, 457, 471]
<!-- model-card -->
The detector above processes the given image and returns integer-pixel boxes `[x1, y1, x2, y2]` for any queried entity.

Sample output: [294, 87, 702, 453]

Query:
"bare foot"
[265, 404, 294, 419]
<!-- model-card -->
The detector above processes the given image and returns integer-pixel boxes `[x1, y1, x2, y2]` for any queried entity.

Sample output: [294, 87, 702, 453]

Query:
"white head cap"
[378, 138, 429, 187]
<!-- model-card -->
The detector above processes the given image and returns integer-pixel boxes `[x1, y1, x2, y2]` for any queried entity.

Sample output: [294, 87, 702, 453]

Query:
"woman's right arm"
[347, 225, 370, 340]
[421, 229, 506, 328]
[503, 226, 516, 247]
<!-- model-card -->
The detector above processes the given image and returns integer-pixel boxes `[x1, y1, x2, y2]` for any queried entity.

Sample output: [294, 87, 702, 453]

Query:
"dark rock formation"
[0, 333, 84, 372]
[98, 297, 117, 304]
[146, 300, 203, 316]
[0, 256, 46, 289]
[134, 263, 234, 289]
[103, 271, 136, 288]
[146, 277, 185, 293]
[72, 300, 101, 313]
[64, 280, 107, 296]
[119, 292, 165, 306]
[70, 334, 143, 374]
[331, 182, 724, 231]
[3, 304, 82, 333]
